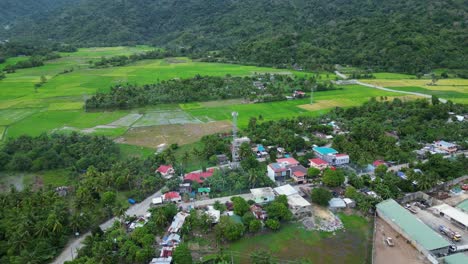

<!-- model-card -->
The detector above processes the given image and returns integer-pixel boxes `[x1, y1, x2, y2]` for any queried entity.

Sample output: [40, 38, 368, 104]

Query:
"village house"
[168, 212, 189, 233]
[309, 158, 329, 170]
[293, 90, 306, 98]
[373, 160, 387, 167]
[179, 183, 192, 194]
[290, 165, 307, 183]
[184, 168, 215, 184]
[250, 204, 268, 220]
[250, 187, 276, 204]
[156, 165, 175, 179]
[216, 154, 229, 165]
[163, 192, 181, 203]
[267, 157, 300, 182]
[433, 140, 457, 154]
[274, 184, 311, 217]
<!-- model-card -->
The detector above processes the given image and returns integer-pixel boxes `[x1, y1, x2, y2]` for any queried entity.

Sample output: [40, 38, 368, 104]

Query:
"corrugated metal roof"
[376, 199, 451, 251]
[313, 147, 338, 155]
[442, 253, 468, 264]
[456, 199, 468, 213]
[432, 204, 468, 227]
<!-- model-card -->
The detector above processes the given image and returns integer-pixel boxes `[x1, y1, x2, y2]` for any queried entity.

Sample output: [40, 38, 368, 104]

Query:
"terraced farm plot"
[108, 113, 143, 127]
[119, 121, 231, 147]
[132, 110, 202, 127]
[0, 108, 38, 125]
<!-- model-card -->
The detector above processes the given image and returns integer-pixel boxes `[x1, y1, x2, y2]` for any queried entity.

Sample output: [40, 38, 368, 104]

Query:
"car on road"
[385, 237, 395, 247]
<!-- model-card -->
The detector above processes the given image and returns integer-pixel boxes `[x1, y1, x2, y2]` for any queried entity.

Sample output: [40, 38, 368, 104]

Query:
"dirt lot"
[374, 216, 428, 264]
[116, 121, 231, 148]
[443, 193, 468, 207]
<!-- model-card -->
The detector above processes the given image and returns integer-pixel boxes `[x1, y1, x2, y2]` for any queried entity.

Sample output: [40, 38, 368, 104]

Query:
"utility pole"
[310, 85, 315, 105]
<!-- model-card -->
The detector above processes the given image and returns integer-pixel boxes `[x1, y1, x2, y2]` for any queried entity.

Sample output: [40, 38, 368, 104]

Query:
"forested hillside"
[0, 0, 76, 25]
[1, 0, 467, 73]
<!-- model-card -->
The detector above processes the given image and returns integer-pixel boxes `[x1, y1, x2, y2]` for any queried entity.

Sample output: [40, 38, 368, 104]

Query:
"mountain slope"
[2, 0, 467, 73]
[0, 0, 77, 25]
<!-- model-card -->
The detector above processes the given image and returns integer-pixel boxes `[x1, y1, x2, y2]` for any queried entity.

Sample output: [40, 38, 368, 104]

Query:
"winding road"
[51, 190, 162, 264]
[334, 71, 447, 103]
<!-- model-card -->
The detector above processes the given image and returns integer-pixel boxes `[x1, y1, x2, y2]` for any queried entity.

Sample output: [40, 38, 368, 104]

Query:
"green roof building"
[456, 199, 468, 213]
[376, 199, 451, 258]
[442, 253, 468, 264]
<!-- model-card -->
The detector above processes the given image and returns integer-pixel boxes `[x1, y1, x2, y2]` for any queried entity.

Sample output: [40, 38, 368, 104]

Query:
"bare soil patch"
[117, 121, 231, 148]
[374, 216, 427, 264]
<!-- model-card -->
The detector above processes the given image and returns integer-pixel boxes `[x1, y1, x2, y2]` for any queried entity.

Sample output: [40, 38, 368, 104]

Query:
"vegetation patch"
[47, 102, 84, 110]
[227, 214, 371, 264]
[0, 126, 5, 141]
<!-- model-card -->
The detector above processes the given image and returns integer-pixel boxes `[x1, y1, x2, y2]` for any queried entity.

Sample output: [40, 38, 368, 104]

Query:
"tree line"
[85, 73, 339, 111]
[0, 133, 169, 263]
[91, 49, 178, 68]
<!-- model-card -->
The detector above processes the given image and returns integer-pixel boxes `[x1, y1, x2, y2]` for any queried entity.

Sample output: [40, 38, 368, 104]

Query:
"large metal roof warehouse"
[376, 199, 452, 261]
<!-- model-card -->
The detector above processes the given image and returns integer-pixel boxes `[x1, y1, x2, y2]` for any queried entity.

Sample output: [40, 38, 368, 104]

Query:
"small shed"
[343, 198, 356, 208]
[329, 198, 346, 211]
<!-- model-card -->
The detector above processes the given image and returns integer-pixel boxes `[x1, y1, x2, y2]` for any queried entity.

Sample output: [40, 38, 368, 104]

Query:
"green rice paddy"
[1, 46, 464, 146]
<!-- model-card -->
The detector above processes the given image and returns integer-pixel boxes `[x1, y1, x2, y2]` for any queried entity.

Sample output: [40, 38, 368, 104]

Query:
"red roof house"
[184, 168, 215, 184]
[276, 158, 300, 166]
[373, 160, 387, 167]
[156, 165, 175, 178]
[309, 158, 329, 170]
[163, 191, 181, 202]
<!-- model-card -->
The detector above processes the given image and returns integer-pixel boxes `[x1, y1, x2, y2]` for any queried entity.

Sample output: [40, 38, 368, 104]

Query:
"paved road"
[51, 190, 162, 264]
[416, 207, 468, 245]
[334, 70, 348, 79]
[180, 193, 253, 210]
[355, 81, 448, 103]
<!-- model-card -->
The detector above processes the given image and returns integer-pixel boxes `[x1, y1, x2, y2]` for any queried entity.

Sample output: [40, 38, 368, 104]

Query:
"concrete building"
[274, 184, 298, 197]
[432, 203, 468, 230]
[287, 193, 312, 218]
[274, 184, 311, 218]
[267, 157, 300, 182]
[250, 187, 276, 204]
[312, 147, 349, 166]
[309, 158, 329, 170]
[376, 199, 452, 261]
[434, 140, 457, 154]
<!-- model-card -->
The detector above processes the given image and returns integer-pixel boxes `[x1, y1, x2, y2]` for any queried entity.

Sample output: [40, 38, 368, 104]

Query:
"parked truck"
[439, 225, 462, 242]
[449, 244, 468, 253]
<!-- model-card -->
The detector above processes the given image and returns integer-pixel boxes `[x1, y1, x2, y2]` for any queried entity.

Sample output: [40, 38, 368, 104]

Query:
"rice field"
[1, 46, 465, 148]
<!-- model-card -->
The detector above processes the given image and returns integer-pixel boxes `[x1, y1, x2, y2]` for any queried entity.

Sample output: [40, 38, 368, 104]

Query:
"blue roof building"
[313, 147, 338, 156]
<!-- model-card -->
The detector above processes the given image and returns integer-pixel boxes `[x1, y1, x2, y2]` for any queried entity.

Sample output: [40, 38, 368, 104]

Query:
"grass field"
[363, 78, 468, 104]
[227, 213, 372, 264]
